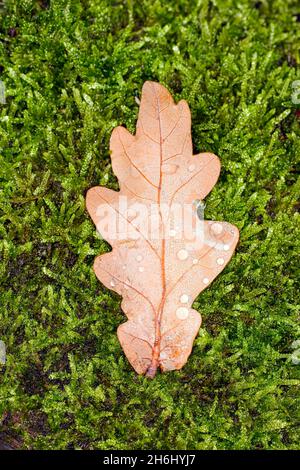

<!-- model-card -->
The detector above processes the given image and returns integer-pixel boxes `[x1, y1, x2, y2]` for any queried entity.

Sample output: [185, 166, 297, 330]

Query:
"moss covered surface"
[0, 0, 300, 450]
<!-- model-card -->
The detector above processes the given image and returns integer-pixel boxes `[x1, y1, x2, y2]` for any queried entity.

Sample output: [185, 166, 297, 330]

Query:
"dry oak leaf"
[86, 81, 239, 378]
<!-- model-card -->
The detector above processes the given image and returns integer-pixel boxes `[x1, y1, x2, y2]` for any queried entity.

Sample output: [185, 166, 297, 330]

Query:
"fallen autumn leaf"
[86, 81, 239, 377]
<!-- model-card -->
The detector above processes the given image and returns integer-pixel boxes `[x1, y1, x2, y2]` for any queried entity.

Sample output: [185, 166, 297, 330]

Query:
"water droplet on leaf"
[211, 223, 223, 234]
[162, 163, 178, 174]
[177, 249, 188, 260]
[180, 294, 189, 303]
[176, 307, 189, 319]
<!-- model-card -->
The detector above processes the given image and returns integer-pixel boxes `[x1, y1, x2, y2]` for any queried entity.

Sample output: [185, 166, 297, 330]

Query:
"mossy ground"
[0, 0, 300, 450]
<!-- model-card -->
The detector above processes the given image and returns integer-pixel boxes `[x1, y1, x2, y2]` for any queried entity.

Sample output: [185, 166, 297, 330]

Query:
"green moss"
[0, 0, 299, 450]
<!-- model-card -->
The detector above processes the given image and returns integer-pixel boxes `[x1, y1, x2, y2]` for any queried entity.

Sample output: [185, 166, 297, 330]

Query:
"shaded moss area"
[0, 0, 300, 450]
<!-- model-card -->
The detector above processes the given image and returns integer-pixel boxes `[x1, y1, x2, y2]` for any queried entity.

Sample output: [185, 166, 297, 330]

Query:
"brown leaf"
[86, 82, 239, 378]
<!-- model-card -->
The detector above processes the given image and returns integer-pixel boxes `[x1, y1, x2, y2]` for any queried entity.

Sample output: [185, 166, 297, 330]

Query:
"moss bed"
[0, 0, 300, 450]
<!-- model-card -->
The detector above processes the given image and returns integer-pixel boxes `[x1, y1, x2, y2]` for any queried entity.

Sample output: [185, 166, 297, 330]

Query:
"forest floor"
[0, 0, 299, 449]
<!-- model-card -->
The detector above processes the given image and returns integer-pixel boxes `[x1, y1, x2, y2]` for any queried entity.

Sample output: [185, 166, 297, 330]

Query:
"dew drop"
[180, 294, 189, 304]
[188, 164, 196, 172]
[177, 249, 188, 260]
[122, 265, 126, 270]
[162, 163, 178, 175]
[223, 244, 230, 251]
[211, 223, 223, 234]
[176, 307, 189, 320]
[203, 277, 209, 284]
[136, 254, 143, 262]
[217, 257, 224, 265]
[138, 266, 144, 272]
[110, 279, 116, 287]
[169, 229, 176, 237]
[192, 258, 198, 264]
